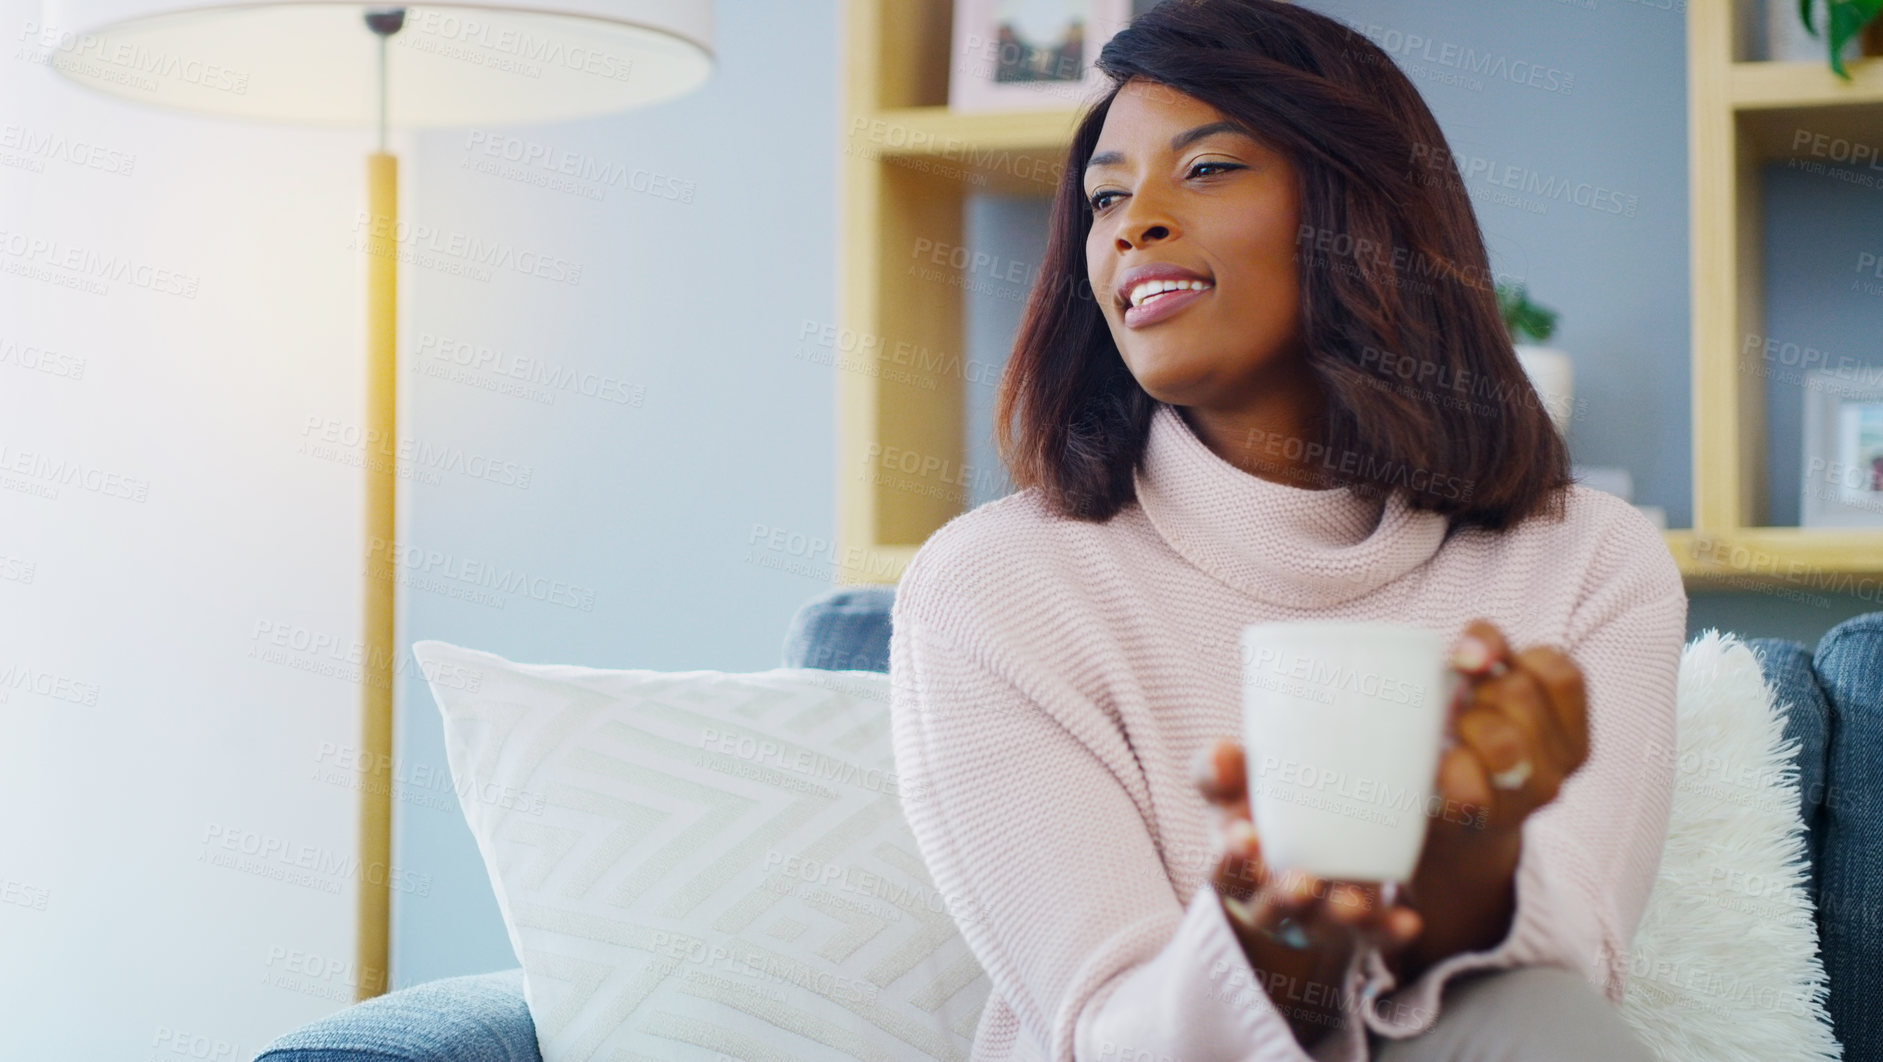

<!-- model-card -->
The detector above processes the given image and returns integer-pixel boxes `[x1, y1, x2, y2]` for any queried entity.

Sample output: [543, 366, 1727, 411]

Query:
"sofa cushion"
[1618, 631, 1838, 1061]
[1811, 612, 1883, 1062]
[409, 639, 989, 1062]
[253, 968, 538, 1062]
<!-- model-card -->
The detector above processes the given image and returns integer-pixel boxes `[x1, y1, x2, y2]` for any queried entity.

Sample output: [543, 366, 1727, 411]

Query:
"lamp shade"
[31, 0, 713, 125]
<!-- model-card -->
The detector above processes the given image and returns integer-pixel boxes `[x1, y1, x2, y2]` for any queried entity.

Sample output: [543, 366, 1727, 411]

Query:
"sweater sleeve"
[890, 611, 1352, 1062]
[1350, 506, 1688, 1040]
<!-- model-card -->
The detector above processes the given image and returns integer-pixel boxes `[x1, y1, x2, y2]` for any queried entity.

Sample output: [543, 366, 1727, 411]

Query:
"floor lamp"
[36, 0, 712, 999]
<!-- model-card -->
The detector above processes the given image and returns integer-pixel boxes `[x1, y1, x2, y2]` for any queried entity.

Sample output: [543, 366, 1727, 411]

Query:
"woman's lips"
[1123, 285, 1210, 328]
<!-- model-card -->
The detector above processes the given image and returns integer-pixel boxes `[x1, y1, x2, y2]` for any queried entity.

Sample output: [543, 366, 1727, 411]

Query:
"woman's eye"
[1088, 162, 1241, 211]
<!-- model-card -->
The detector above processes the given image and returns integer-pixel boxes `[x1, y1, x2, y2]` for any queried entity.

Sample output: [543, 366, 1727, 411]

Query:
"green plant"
[1495, 283, 1558, 345]
[1801, 0, 1882, 80]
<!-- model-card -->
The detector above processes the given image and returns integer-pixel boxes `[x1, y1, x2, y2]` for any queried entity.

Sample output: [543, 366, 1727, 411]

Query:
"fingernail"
[1227, 818, 1258, 853]
[1451, 635, 1490, 672]
[1223, 895, 1255, 927]
[1190, 744, 1217, 787]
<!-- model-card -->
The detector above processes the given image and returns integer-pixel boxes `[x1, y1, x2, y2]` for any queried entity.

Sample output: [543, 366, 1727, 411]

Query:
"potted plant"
[1496, 283, 1575, 440]
[1804, 0, 1883, 78]
[1769, 0, 1883, 78]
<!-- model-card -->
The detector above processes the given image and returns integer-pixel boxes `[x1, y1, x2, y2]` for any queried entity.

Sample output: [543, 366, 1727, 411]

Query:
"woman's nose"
[1115, 193, 1176, 251]
[1117, 221, 1171, 251]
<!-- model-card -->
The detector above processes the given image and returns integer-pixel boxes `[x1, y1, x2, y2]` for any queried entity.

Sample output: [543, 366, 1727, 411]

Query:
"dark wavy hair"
[992, 0, 1570, 532]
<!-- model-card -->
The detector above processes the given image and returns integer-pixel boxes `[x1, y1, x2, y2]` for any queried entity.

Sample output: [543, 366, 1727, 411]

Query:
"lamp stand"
[356, 9, 404, 1001]
[358, 148, 397, 1002]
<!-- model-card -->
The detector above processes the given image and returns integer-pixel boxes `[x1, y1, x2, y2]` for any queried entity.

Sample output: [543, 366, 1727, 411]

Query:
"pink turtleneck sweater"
[888, 402, 1687, 1062]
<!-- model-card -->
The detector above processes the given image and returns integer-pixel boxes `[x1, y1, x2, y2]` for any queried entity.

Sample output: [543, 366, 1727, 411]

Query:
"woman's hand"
[1192, 738, 1422, 1048]
[1435, 618, 1591, 836]
[1390, 618, 1591, 982]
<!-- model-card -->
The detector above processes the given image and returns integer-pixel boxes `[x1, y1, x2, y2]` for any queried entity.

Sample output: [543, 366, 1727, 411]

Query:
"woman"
[886, 1, 1686, 1060]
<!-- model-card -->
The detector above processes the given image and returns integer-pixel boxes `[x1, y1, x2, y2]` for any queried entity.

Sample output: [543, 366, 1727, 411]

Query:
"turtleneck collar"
[1131, 402, 1450, 608]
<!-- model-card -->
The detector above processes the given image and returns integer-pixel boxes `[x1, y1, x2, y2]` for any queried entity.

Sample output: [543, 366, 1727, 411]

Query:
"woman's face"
[1083, 79, 1309, 411]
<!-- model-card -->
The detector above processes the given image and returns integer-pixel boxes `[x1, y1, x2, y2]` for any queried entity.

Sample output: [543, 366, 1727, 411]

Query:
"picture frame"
[1799, 367, 1883, 528]
[948, 0, 1131, 114]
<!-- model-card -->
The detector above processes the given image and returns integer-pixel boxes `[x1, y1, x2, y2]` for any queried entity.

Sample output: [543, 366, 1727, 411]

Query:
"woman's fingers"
[1459, 674, 1555, 784]
[1512, 647, 1590, 770]
[1210, 813, 1266, 903]
[1319, 882, 1374, 930]
[1235, 866, 1320, 937]
[1450, 619, 1510, 676]
[1445, 619, 1509, 735]
[1323, 882, 1420, 951]
[1453, 655, 1589, 820]
[1450, 623, 1589, 780]
[1440, 632, 1593, 835]
[1457, 697, 1572, 825]
[1435, 743, 1494, 823]
[1194, 738, 1254, 871]
[1236, 871, 1422, 954]
[1376, 904, 1424, 953]
[1192, 737, 1247, 808]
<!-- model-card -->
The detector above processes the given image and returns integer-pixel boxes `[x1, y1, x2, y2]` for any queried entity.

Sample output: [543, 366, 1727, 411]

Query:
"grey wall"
[390, 1, 841, 985]
[1760, 162, 1883, 528]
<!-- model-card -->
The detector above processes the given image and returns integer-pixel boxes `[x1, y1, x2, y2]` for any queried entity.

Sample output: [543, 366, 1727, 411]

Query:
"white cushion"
[1618, 631, 1840, 1061]
[411, 639, 990, 1062]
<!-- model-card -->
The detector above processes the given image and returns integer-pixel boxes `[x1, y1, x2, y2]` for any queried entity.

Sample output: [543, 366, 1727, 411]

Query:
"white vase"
[1515, 345, 1575, 441]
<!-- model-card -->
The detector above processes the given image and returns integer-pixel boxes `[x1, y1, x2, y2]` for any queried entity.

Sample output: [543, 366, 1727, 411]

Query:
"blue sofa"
[255, 587, 1883, 1061]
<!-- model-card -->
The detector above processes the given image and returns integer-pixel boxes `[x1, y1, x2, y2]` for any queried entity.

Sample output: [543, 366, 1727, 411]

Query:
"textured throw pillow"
[1618, 631, 1840, 1061]
[411, 640, 990, 1062]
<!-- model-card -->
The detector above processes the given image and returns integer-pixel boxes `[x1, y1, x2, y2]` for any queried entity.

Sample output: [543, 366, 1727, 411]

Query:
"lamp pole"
[358, 6, 403, 999]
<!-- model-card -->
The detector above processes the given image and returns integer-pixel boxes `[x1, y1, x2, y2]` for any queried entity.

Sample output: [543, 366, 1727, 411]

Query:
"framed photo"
[1800, 368, 1883, 528]
[949, 0, 1131, 114]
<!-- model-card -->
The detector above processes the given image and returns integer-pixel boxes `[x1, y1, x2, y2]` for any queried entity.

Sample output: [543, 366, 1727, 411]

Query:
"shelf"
[1726, 57, 1883, 159]
[864, 106, 1082, 154]
[850, 106, 1081, 196]
[1730, 57, 1883, 109]
[1668, 528, 1883, 583]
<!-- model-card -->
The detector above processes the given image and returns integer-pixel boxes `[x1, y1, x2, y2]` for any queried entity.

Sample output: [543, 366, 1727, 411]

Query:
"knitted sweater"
[888, 401, 1687, 1062]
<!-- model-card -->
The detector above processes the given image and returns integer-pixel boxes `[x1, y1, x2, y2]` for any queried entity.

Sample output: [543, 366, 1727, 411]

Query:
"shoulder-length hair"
[993, 0, 1570, 533]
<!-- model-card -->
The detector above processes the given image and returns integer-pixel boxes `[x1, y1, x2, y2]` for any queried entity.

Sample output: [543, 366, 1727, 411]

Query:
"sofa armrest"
[1812, 612, 1883, 1062]
[253, 968, 538, 1062]
[1745, 636, 1832, 887]
[781, 585, 896, 672]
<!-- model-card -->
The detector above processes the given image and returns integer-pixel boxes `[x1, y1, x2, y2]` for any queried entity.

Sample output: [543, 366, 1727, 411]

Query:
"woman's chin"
[1121, 352, 1218, 403]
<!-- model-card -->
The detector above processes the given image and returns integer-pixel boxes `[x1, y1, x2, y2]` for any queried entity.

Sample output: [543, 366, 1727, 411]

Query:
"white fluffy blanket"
[1618, 630, 1841, 1061]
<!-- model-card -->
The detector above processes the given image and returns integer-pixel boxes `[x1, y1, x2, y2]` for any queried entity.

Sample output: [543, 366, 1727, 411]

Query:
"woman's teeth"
[1129, 278, 1212, 308]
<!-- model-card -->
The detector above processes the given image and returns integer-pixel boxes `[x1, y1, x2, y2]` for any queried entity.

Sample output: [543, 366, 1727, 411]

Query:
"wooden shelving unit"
[835, 0, 1883, 587]
[1681, 7, 1883, 584]
[834, 0, 1070, 584]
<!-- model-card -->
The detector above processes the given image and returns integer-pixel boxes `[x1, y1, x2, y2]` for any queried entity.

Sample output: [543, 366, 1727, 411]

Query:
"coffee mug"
[1240, 620, 1457, 883]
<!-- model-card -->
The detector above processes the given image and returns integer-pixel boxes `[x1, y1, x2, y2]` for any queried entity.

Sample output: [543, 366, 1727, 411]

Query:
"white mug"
[1240, 620, 1458, 883]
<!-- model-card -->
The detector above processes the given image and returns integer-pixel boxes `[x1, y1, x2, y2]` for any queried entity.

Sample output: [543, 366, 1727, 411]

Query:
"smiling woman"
[888, 2, 1688, 1062]
[995, 0, 1569, 525]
